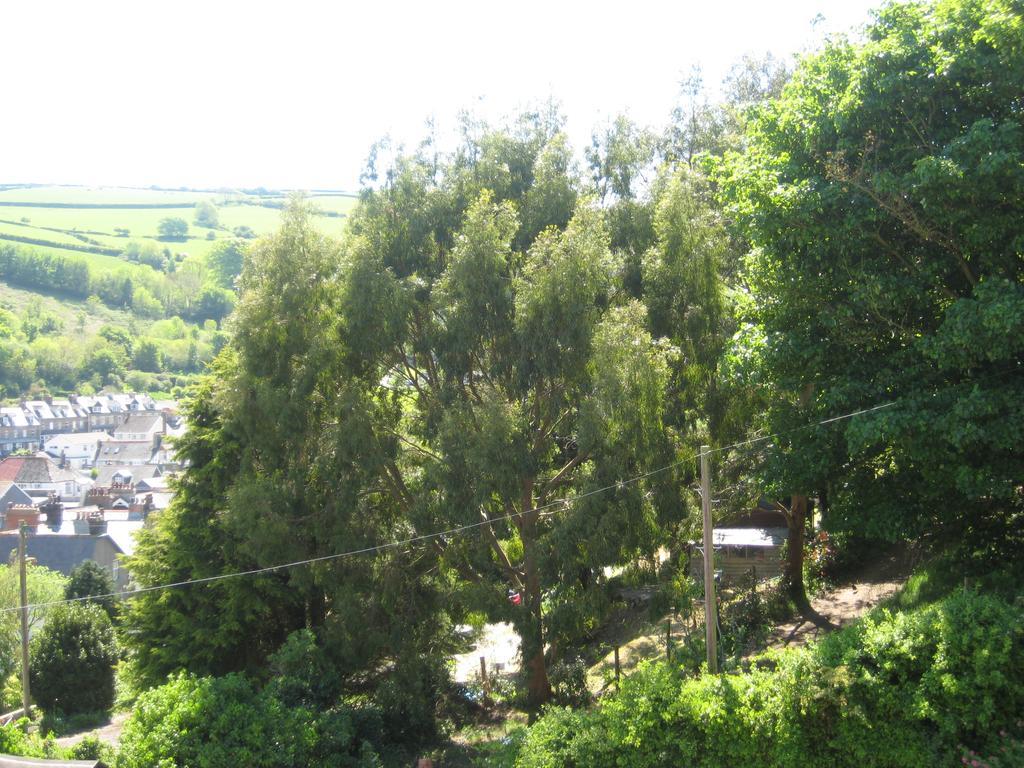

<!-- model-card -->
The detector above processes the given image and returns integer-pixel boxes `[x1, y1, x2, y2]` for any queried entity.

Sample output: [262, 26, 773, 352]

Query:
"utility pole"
[18, 522, 31, 719]
[700, 445, 718, 673]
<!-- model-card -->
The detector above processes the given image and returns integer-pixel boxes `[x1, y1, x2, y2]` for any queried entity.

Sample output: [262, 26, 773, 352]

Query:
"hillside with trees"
[0, 188, 356, 399]
[0, 0, 1020, 766]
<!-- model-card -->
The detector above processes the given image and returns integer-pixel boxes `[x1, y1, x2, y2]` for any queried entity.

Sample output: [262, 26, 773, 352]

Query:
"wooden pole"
[614, 646, 620, 687]
[19, 522, 31, 719]
[479, 656, 488, 692]
[700, 445, 718, 673]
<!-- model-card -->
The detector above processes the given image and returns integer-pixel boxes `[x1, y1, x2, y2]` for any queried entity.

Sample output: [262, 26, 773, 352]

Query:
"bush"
[517, 588, 1024, 768]
[68, 734, 116, 764]
[117, 672, 380, 768]
[30, 603, 116, 716]
[0, 720, 63, 760]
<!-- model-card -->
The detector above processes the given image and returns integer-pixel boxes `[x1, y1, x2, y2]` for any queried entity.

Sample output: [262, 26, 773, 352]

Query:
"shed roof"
[713, 528, 788, 548]
[0, 755, 105, 767]
[93, 465, 161, 486]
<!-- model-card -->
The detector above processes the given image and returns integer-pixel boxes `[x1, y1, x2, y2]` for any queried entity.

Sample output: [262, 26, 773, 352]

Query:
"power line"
[2, 396, 908, 615]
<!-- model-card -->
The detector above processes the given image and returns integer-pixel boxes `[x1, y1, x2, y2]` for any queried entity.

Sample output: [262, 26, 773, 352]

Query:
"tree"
[98, 325, 133, 359]
[157, 217, 188, 241]
[191, 286, 235, 325]
[194, 201, 219, 229]
[718, 0, 1024, 587]
[124, 117, 690, 714]
[65, 560, 116, 618]
[29, 603, 116, 715]
[206, 239, 246, 289]
[78, 342, 126, 386]
[0, 564, 66, 684]
[132, 339, 163, 373]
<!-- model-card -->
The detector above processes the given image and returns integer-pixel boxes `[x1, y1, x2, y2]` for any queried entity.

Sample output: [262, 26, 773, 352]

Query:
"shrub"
[517, 589, 1024, 768]
[117, 672, 380, 768]
[68, 734, 116, 764]
[30, 603, 116, 716]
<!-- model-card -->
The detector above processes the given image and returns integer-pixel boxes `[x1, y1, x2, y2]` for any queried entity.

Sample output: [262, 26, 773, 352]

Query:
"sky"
[1, 0, 880, 191]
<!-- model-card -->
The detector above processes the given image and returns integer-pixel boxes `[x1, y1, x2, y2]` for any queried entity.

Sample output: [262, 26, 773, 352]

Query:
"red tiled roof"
[0, 458, 24, 482]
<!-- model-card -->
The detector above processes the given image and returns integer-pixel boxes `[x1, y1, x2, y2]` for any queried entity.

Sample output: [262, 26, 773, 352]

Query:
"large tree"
[719, 0, 1024, 586]
[124, 116, 693, 712]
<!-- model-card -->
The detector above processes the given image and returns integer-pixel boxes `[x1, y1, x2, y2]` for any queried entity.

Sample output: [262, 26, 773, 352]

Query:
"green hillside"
[0, 185, 356, 400]
[0, 185, 355, 266]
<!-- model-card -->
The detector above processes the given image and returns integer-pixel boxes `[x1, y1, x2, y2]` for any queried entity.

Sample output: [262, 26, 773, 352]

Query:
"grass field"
[0, 185, 356, 269]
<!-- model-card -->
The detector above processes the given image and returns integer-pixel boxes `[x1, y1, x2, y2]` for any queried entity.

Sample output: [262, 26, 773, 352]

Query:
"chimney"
[87, 510, 107, 536]
[4, 504, 39, 533]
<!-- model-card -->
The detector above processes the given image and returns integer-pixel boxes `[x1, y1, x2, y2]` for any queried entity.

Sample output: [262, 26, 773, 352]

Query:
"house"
[20, 398, 88, 435]
[93, 465, 162, 487]
[0, 455, 89, 499]
[42, 432, 111, 469]
[0, 481, 33, 511]
[94, 441, 155, 467]
[0, 528, 129, 589]
[112, 411, 165, 442]
[0, 407, 41, 457]
[0, 506, 142, 589]
[70, 392, 158, 432]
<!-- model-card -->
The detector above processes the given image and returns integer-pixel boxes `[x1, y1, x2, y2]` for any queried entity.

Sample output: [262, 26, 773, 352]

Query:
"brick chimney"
[4, 503, 39, 533]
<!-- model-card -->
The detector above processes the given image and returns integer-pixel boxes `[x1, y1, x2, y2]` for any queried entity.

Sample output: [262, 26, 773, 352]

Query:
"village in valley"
[0, 394, 182, 590]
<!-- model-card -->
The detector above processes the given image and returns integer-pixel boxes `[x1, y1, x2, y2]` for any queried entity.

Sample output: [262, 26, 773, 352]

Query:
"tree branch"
[480, 508, 523, 589]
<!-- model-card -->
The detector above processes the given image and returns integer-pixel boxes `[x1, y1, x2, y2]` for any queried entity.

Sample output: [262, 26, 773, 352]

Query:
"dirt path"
[53, 711, 128, 748]
[452, 622, 521, 683]
[766, 554, 910, 650]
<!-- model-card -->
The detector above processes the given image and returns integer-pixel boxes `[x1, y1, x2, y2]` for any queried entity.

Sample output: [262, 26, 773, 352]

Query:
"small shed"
[690, 527, 787, 584]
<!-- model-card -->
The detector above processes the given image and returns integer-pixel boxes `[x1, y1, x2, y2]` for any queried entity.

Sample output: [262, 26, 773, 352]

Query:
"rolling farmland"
[0, 185, 356, 268]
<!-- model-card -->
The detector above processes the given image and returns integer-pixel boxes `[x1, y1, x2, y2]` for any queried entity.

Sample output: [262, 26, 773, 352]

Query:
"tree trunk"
[786, 494, 809, 608]
[521, 528, 551, 711]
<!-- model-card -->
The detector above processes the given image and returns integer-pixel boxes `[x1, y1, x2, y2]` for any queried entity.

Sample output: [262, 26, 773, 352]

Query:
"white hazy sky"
[1, 0, 880, 191]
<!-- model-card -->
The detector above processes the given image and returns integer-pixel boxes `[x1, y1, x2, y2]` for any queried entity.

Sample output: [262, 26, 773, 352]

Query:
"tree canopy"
[718, 0, 1024, 570]
[121, 112, 730, 710]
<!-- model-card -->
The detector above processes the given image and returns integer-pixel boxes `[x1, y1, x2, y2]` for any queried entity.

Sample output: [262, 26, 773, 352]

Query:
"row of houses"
[0, 393, 178, 457]
[0, 453, 176, 590]
[0, 393, 182, 592]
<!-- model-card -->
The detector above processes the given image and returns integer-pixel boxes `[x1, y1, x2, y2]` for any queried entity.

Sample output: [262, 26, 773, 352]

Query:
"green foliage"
[0, 719, 64, 760]
[65, 560, 117, 618]
[157, 217, 188, 240]
[717, 0, 1024, 563]
[116, 672, 380, 768]
[205, 238, 246, 288]
[123, 112, 701, 716]
[194, 201, 219, 229]
[0, 563, 66, 684]
[30, 603, 117, 716]
[131, 338, 163, 372]
[68, 734, 117, 765]
[517, 588, 1024, 768]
